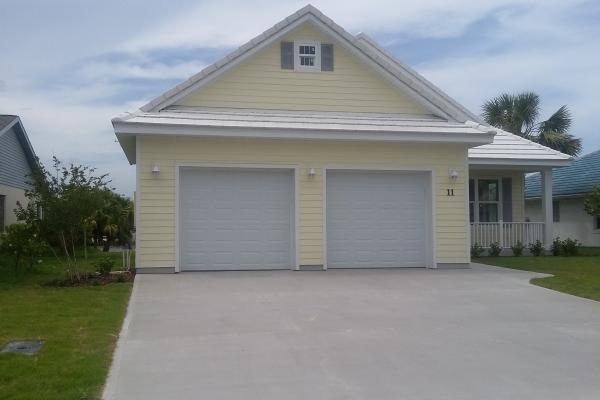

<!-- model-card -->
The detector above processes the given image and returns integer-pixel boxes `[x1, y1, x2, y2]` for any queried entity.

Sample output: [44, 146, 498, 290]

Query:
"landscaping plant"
[471, 243, 485, 257]
[16, 157, 110, 282]
[551, 237, 563, 256]
[528, 240, 544, 256]
[561, 238, 581, 256]
[488, 242, 502, 257]
[93, 256, 115, 276]
[511, 241, 525, 256]
[0, 223, 48, 270]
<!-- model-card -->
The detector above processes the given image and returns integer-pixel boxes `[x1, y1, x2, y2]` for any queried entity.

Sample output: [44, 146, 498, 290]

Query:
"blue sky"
[1, 0, 599, 195]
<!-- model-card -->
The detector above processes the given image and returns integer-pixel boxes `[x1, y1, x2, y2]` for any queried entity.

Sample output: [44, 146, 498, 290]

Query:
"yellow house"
[113, 5, 571, 273]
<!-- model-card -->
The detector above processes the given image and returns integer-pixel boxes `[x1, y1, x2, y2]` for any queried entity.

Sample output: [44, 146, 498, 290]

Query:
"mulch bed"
[44, 271, 135, 287]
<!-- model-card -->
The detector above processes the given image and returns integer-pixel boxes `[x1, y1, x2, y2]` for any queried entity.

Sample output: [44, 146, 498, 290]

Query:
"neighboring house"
[0, 115, 37, 229]
[113, 5, 570, 273]
[525, 150, 600, 246]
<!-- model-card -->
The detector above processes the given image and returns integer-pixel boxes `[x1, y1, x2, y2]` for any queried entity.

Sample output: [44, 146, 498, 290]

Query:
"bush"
[528, 240, 544, 256]
[488, 242, 502, 257]
[511, 241, 525, 256]
[0, 223, 48, 270]
[562, 238, 581, 256]
[551, 237, 563, 256]
[93, 256, 115, 276]
[550, 237, 582, 256]
[471, 243, 485, 257]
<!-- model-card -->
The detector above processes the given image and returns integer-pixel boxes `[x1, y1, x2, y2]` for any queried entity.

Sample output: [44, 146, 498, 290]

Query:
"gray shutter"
[321, 44, 334, 71]
[502, 177, 513, 222]
[281, 42, 294, 69]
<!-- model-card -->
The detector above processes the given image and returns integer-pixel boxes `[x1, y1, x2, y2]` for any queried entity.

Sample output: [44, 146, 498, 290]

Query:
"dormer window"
[295, 41, 320, 71]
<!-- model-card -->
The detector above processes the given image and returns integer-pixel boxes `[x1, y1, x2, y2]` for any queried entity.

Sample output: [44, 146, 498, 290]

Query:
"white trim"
[114, 124, 494, 146]
[322, 166, 436, 269]
[174, 163, 299, 272]
[294, 40, 321, 72]
[465, 151, 471, 262]
[469, 158, 571, 168]
[134, 136, 140, 270]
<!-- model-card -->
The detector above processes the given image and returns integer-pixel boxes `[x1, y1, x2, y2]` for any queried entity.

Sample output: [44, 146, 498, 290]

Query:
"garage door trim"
[323, 166, 435, 269]
[175, 163, 299, 272]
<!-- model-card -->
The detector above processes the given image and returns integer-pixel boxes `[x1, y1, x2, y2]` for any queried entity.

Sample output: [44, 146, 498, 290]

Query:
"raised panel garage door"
[180, 168, 294, 271]
[326, 171, 429, 268]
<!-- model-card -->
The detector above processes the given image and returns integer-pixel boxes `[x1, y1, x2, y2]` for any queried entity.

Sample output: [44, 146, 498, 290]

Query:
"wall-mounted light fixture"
[151, 164, 160, 176]
[449, 169, 459, 181]
[308, 168, 316, 177]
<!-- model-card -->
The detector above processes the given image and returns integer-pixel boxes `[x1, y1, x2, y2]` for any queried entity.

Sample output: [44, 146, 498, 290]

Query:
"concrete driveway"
[104, 264, 600, 400]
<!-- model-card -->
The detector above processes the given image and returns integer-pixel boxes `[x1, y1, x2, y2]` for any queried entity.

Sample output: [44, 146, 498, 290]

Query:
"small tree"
[16, 157, 110, 281]
[584, 185, 600, 218]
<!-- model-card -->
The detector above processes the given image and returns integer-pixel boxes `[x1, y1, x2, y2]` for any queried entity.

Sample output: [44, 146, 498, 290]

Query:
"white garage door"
[180, 168, 294, 271]
[326, 171, 429, 268]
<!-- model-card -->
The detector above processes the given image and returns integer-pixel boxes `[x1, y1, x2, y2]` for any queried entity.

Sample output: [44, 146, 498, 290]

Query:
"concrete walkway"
[104, 264, 600, 399]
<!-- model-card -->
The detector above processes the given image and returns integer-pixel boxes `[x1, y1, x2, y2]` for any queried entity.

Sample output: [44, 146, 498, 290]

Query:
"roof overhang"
[469, 158, 572, 170]
[0, 115, 38, 170]
[114, 119, 494, 165]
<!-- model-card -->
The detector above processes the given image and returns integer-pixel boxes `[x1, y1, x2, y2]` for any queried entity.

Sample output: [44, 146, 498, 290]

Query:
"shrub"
[511, 241, 525, 256]
[551, 237, 563, 256]
[93, 256, 115, 276]
[528, 240, 544, 256]
[471, 243, 485, 257]
[488, 242, 502, 257]
[0, 223, 48, 270]
[561, 238, 581, 256]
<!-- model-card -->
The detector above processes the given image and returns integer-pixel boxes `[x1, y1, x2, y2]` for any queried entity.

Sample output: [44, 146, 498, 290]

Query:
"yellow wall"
[137, 136, 469, 269]
[0, 184, 28, 228]
[175, 23, 429, 114]
[469, 169, 525, 222]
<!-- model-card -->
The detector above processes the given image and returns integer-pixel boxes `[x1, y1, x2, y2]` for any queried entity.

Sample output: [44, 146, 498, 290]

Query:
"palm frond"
[536, 130, 582, 156]
[538, 105, 572, 134]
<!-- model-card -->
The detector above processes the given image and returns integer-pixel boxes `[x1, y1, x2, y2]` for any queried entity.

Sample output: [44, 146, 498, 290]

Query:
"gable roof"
[525, 149, 600, 198]
[112, 5, 570, 169]
[0, 115, 37, 170]
[139, 5, 476, 123]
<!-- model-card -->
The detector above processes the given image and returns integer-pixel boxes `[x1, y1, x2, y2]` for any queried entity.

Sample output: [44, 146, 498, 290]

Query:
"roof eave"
[469, 157, 572, 169]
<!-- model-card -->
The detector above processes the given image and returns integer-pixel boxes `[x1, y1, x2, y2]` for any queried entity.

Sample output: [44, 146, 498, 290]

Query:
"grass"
[477, 247, 600, 301]
[0, 248, 133, 400]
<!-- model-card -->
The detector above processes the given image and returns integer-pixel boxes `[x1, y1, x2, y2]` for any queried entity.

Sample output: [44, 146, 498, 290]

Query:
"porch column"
[541, 169, 553, 247]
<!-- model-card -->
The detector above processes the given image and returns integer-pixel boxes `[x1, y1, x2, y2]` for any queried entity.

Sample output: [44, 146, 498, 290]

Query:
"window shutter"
[321, 43, 334, 71]
[281, 42, 294, 69]
[502, 177, 513, 222]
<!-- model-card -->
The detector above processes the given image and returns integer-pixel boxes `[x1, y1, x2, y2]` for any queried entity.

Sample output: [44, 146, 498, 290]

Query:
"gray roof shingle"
[525, 149, 600, 198]
[0, 115, 18, 132]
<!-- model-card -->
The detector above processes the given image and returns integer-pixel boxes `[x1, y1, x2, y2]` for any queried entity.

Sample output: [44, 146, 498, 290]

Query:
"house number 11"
[447, 189, 455, 196]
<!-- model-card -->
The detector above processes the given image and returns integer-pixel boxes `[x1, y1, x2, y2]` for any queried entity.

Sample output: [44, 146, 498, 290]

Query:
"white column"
[541, 169, 553, 247]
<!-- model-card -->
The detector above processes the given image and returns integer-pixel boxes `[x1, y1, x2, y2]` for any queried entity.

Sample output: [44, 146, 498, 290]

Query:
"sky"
[1, 0, 599, 196]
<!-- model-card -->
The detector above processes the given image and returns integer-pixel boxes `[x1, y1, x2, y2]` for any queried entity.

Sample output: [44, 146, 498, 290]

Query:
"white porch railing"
[470, 222, 545, 248]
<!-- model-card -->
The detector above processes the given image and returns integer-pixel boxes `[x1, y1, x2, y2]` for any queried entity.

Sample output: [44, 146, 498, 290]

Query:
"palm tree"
[482, 92, 581, 156]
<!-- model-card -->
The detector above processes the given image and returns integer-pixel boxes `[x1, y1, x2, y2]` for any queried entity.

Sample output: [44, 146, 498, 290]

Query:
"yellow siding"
[175, 24, 428, 114]
[138, 137, 470, 268]
[469, 170, 525, 221]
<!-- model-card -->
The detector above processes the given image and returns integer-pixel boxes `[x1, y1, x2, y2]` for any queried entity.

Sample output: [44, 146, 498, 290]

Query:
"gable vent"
[281, 42, 294, 69]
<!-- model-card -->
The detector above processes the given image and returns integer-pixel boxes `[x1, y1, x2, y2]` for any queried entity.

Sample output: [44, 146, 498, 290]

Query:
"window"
[469, 177, 509, 223]
[478, 179, 499, 222]
[553, 200, 560, 222]
[595, 216, 600, 230]
[294, 41, 320, 71]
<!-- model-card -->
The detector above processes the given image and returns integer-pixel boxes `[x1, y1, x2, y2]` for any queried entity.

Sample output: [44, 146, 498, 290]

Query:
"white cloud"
[78, 60, 207, 81]
[121, 0, 573, 51]
[0, 87, 139, 196]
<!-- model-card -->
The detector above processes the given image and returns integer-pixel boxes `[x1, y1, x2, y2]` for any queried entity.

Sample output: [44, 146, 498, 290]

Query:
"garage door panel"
[180, 168, 294, 271]
[326, 171, 428, 268]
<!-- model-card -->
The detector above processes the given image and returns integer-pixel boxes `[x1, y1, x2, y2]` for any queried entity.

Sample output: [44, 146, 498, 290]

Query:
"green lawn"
[0, 249, 133, 400]
[477, 248, 600, 301]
